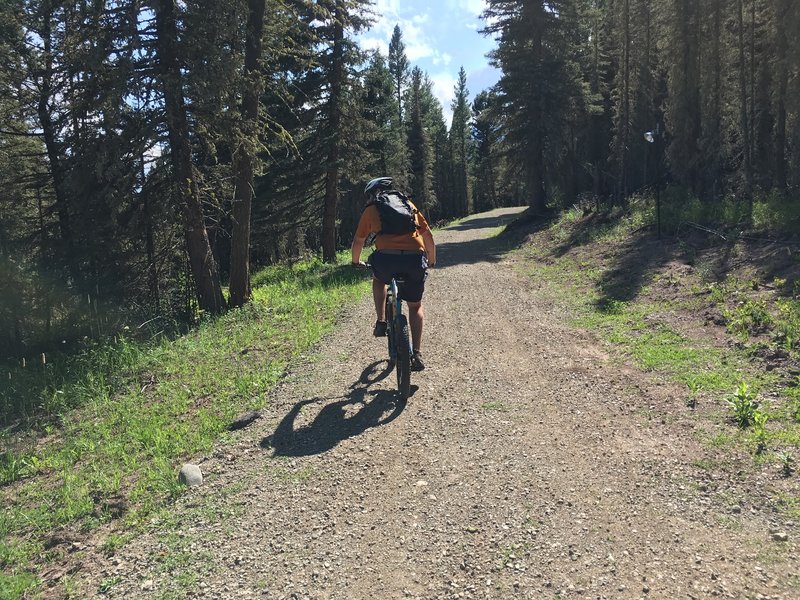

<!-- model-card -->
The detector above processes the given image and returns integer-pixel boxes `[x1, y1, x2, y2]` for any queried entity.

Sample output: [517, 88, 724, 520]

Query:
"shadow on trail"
[261, 361, 411, 458]
[435, 208, 536, 269]
[447, 214, 519, 231]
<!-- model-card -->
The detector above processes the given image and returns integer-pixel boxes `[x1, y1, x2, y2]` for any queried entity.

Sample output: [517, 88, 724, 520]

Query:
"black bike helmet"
[364, 177, 392, 196]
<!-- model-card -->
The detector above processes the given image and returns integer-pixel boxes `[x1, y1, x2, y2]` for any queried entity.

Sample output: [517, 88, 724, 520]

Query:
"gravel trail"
[94, 208, 799, 599]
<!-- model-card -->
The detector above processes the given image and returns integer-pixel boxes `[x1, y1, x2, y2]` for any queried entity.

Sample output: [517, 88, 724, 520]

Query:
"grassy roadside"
[511, 203, 800, 487]
[0, 254, 369, 599]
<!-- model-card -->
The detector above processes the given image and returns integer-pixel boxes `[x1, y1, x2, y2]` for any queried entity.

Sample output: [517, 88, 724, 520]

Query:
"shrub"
[727, 382, 760, 428]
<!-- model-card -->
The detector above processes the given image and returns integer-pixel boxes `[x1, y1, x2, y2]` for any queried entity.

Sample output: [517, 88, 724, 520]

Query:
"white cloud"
[361, 4, 452, 65]
[432, 52, 452, 67]
[430, 72, 458, 125]
[446, 0, 488, 17]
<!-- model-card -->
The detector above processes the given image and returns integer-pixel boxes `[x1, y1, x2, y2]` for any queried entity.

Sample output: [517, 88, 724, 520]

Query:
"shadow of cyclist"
[261, 360, 412, 457]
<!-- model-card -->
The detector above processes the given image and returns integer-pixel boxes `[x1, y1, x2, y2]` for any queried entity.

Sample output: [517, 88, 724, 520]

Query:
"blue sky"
[359, 0, 501, 126]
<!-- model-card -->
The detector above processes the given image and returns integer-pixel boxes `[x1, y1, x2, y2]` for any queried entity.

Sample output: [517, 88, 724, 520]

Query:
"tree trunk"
[528, 4, 547, 212]
[229, 0, 266, 308]
[773, 0, 788, 191]
[704, 0, 723, 198]
[737, 0, 753, 204]
[396, 72, 403, 124]
[141, 155, 160, 311]
[36, 2, 71, 247]
[322, 2, 344, 263]
[620, 0, 630, 203]
[487, 150, 498, 209]
[154, 0, 226, 315]
[749, 0, 756, 177]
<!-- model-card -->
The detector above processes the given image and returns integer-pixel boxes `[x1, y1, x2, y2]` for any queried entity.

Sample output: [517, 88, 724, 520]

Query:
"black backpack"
[368, 190, 418, 235]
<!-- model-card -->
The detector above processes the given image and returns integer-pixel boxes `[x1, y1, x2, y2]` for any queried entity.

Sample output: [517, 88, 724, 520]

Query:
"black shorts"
[369, 251, 428, 303]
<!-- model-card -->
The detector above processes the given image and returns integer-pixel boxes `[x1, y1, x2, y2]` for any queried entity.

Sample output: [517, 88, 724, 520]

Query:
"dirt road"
[96, 208, 799, 599]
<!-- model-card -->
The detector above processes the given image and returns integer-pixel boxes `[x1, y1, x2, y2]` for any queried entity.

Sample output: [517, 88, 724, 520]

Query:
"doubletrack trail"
[96, 208, 799, 599]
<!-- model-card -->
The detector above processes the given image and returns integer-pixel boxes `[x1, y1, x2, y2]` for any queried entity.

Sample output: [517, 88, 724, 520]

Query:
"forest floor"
[72, 206, 800, 599]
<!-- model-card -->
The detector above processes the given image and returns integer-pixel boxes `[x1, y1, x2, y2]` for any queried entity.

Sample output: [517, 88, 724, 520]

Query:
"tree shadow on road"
[261, 361, 410, 457]
[434, 208, 538, 269]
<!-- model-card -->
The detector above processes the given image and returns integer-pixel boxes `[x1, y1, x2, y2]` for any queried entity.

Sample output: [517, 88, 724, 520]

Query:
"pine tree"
[153, 0, 226, 314]
[385, 25, 411, 189]
[661, 0, 702, 194]
[229, 0, 267, 308]
[472, 90, 501, 211]
[450, 66, 472, 217]
[419, 73, 448, 220]
[317, 0, 371, 263]
[388, 25, 410, 124]
[773, 0, 789, 191]
[698, 0, 726, 198]
[483, 0, 592, 211]
[407, 67, 434, 213]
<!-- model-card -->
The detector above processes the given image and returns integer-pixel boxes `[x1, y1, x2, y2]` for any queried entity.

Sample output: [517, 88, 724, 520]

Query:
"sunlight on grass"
[0, 253, 369, 598]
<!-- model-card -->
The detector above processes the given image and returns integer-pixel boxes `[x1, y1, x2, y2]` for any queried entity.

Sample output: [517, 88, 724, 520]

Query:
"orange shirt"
[355, 201, 430, 252]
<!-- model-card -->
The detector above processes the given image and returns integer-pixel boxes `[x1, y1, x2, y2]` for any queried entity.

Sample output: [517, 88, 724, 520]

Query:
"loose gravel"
[87, 208, 799, 600]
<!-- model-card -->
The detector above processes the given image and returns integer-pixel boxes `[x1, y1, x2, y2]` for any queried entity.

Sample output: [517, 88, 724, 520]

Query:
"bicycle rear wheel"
[394, 314, 411, 399]
[385, 295, 396, 368]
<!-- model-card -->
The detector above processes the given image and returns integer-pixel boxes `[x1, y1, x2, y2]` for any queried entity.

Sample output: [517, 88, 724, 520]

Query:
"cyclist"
[351, 177, 436, 371]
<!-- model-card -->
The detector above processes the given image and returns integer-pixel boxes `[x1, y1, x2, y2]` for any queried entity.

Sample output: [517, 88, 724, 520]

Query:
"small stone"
[414, 480, 428, 487]
[179, 464, 203, 487]
[771, 532, 788, 542]
[731, 505, 742, 514]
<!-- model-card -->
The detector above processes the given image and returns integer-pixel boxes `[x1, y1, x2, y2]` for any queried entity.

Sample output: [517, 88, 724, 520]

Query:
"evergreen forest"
[1, 0, 799, 361]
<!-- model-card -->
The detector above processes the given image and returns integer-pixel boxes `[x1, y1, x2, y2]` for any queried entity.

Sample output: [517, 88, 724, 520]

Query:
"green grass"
[0, 253, 369, 599]
[571, 295, 754, 394]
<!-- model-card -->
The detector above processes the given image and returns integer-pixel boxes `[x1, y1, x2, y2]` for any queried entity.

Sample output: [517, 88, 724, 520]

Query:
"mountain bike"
[362, 261, 413, 399]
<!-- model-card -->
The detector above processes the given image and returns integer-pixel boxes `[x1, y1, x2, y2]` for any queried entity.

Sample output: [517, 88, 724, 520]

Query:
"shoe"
[373, 320, 387, 337]
[411, 350, 425, 371]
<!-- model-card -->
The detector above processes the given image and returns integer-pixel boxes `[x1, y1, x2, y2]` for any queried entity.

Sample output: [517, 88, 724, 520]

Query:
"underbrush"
[0, 254, 368, 598]
[657, 187, 800, 236]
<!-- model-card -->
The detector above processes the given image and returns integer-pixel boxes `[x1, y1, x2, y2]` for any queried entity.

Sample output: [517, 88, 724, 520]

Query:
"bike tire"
[385, 296, 396, 367]
[395, 314, 411, 399]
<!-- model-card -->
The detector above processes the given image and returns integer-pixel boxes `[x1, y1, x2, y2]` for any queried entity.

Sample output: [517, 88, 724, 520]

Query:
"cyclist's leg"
[398, 254, 427, 353]
[372, 277, 386, 321]
[407, 300, 423, 352]
[369, 252, 398, 337]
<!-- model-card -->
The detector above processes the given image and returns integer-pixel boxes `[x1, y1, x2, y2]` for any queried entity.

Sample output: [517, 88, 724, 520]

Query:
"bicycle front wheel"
[394, 314, 411, 399]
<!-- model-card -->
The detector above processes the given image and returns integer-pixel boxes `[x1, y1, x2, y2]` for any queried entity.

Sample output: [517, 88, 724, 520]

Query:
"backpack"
[368, 190, 418, 235]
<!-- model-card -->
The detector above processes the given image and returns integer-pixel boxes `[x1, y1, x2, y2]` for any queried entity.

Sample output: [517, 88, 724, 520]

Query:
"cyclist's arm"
[421, 229, 436, 267]
[351, 235, 367, 265]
